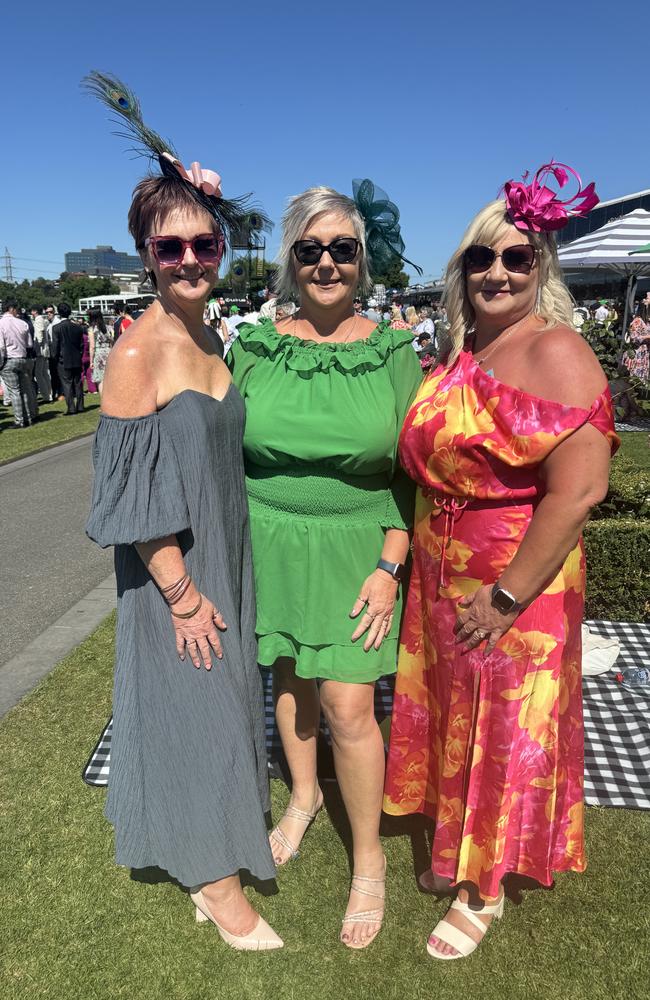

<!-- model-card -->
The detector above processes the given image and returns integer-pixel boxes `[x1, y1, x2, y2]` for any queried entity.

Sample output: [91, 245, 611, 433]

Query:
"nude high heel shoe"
[190, 890, 284, 951]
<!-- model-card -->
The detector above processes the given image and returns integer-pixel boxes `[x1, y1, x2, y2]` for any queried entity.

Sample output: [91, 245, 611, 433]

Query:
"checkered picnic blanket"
[83, 676, 394, 788]
[582, 621, 650, 810]
[83, 620, 650, 811]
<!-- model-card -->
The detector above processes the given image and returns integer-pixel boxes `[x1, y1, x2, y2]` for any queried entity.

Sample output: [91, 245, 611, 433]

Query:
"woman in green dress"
[228, 183, 421, 949]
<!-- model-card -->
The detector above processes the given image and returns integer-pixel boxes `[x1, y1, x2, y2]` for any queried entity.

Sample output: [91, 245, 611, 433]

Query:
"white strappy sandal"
[427, 891, 504, 960]
[268, 791, 323, 866]
[340, 859, 386, 950]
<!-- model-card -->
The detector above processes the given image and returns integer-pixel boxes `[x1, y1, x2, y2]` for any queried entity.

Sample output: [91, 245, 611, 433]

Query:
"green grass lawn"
[0, 396, 101, 465]
[1, 615, 647, 1000]
[617, 430, 650, 470]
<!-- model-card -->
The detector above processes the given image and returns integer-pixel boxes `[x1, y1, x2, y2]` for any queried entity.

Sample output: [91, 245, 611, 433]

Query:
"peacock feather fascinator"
[82, 71, 272, 250]
[352, 178, 422, 278]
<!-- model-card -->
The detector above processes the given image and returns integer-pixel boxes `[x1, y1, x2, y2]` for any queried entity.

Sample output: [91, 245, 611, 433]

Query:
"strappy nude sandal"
[268, 790, 323, 866]
[340, 860, 386, 950]
[427, 891, 504, 960]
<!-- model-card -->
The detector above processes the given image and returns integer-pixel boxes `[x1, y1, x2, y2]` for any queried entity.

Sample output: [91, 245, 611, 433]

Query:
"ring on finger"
[474, 629, 487, 640]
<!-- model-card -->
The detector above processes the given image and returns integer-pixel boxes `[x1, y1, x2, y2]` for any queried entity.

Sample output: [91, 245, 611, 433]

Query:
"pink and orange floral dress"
[384, 348, 619, 899]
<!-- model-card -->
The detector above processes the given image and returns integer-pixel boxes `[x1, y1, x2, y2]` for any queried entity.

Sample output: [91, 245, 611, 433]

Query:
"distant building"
[64, 245, 142, 276]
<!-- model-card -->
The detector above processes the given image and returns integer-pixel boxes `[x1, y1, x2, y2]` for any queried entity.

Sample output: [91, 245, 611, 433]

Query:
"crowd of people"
[81, 70, 619, 965]
[0, 302, 138, 429]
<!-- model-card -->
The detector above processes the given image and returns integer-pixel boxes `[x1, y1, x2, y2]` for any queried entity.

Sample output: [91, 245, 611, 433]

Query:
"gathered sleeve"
[86, 413, 190, 548]
[382, 335, 423, 531]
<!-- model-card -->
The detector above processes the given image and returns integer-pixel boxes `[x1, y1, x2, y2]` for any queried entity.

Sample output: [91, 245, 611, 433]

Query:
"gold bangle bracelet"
[170, 596, 203, 620]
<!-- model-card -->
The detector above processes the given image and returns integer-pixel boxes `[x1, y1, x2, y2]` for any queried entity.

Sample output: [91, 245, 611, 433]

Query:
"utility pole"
[2, 247, 15, 283]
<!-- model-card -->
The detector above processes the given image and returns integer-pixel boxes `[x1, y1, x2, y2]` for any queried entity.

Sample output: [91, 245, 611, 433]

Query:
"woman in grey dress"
[85, 80, 281, 949]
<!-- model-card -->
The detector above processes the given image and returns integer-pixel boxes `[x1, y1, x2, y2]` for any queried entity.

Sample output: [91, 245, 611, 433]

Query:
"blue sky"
[2, 0, 648, 285]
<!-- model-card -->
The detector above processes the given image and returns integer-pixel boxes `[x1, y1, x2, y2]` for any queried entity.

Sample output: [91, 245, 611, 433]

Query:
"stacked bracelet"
[161, 574, 192, 606]
[171, 596, 203, 620]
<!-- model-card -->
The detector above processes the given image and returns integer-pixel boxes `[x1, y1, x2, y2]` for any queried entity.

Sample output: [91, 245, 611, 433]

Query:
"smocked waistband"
[245, 462, 390, 520]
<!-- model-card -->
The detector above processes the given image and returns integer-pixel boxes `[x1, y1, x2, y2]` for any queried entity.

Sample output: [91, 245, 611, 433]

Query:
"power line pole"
[2, 247, 15, 283]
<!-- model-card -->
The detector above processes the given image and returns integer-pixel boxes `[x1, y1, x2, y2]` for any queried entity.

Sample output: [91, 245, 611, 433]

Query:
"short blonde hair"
[441, 200, 574, 366]
[405, 305, 419, 326]
[274, 186, 372, 302]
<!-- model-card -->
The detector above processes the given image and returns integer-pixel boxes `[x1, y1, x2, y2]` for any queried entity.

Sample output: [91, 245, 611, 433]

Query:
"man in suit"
[51, 303, 84, 415]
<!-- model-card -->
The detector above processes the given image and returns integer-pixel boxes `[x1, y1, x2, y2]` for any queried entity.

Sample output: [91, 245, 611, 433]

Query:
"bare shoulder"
[524, 323, 607, 409]
[101, 312, 159, 417]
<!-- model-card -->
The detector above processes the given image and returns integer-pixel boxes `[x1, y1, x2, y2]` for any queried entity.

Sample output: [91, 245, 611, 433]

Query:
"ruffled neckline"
[235, 318, 414, 374]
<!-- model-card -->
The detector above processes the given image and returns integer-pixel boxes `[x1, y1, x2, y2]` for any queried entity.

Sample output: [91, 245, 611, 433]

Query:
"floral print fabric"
[384, 349, 619, 898]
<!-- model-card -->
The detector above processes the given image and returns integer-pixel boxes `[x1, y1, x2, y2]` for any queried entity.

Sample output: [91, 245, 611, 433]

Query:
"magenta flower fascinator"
[501, 161, 599, 233]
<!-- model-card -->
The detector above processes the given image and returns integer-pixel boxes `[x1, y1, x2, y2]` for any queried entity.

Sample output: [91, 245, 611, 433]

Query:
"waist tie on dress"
[431, 494, 468, 590]
[422, 489, 528, 591]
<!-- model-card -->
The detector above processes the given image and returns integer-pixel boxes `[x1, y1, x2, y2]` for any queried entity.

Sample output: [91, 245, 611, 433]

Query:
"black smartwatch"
[491, 583, 521, 615]
[376, 559, 406, 583]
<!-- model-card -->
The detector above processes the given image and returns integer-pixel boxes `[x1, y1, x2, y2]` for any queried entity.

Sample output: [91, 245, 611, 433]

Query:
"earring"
[535, 286, 542, 312]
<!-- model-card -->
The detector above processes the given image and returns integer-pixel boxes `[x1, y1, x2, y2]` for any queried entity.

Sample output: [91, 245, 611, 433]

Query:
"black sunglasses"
[464, 243, 538, 275]
[293, 237, 360, 266]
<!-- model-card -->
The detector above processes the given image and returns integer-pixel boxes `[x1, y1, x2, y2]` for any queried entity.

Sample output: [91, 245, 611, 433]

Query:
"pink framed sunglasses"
[143, 233, 223, 268]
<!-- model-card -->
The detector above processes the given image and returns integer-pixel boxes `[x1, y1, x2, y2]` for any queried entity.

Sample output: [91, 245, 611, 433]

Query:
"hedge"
[584, 518, 650, 622]
[592, 457, 650, 521]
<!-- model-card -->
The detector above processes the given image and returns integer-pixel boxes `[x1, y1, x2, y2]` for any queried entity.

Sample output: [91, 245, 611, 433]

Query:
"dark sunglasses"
[464, 243, 538, 275]
[292, 237, 360, 266]
[143, 233, 222, 268]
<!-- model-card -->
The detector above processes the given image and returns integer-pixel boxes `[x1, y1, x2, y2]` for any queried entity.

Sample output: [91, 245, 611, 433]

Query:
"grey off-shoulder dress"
[86, 386, 276, 888]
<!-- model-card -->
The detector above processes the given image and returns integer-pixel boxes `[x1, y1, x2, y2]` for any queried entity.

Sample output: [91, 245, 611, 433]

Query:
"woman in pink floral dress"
[384, 163, 619, 959]
[623, 316, 650, 382]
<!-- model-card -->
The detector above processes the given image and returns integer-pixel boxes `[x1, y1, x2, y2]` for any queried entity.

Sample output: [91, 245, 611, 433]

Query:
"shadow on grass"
[131, 864, 280, 897]
[0, 398, 101, 430]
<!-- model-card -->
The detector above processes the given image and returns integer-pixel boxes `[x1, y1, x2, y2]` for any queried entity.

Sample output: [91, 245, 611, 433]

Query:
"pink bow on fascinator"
[161, 151, 223, 198]
[502, 161, 599, 232]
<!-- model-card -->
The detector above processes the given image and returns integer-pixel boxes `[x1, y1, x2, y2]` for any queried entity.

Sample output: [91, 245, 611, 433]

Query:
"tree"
[0, 275, 120, 313]
[215, 256, 277, 295]
[56, 274, 120, 309]
[371, 255, 410, 290]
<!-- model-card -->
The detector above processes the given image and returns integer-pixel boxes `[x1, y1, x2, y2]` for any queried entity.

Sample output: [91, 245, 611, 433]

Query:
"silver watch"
[491, 583, 521, 615]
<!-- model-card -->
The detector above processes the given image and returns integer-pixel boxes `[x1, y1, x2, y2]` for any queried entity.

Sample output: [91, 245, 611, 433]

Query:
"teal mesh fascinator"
[352, 179, 422, 277]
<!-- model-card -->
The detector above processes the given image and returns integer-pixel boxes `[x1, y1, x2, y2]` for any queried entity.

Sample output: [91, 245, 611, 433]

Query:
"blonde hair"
[442, 199, 574, 366]
[275, 186, 372, 302]
[405, 305, 419, 326]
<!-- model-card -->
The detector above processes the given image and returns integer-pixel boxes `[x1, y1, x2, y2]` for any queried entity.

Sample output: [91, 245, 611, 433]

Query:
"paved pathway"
[0, 437, 113, 674]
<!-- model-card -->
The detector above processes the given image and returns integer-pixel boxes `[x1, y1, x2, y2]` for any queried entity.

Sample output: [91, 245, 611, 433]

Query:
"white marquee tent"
[558, 208, 650, 336]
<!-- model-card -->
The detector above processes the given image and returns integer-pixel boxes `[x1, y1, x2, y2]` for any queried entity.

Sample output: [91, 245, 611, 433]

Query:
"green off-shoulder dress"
[228, 320, 422, 683]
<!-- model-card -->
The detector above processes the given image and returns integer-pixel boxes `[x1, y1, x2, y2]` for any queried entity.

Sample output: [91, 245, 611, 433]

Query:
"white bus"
[78, 292, 156, 315]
